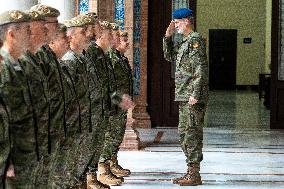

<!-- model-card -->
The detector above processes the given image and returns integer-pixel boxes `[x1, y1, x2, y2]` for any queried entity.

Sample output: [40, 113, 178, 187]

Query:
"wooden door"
[271, 0, 284, 129]
[209, 29, 237, 90]
[147, 0, 179, 127]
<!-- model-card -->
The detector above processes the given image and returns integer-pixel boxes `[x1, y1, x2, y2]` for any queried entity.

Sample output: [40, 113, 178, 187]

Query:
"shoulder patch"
[192, 42, 200, 49]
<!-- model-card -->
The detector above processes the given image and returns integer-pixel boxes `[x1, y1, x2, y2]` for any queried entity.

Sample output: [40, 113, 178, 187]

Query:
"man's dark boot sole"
[179, 181, 202, 186]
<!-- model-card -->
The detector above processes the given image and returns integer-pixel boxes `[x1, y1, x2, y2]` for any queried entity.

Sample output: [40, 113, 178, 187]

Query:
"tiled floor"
[116, 91, 284, 189]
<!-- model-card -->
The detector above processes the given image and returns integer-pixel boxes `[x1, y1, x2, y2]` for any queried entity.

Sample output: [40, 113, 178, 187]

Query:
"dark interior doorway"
[147, 1, 179, 127]
[209, 29, 237, 90]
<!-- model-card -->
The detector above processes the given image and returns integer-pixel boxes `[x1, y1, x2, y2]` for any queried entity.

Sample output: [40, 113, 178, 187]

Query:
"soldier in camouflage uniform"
[17, 10, 52, 188]
[163, 8, 209, 186]
[52, 17, 92, 188]
[29, 5, 67, 187]
[83, 20, 133, 188]
[100, 25, 133, 179]
[0, 10, 40, 188]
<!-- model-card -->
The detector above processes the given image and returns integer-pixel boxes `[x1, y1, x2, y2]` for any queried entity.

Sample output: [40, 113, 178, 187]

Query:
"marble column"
[0, 0, 38, 13]
[40, 0, 76, 22]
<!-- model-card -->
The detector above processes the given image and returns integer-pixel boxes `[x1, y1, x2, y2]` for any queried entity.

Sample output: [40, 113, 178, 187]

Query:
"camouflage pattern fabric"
[0, 95, 9, 189]
[84, 43, 112, 167]
[0, 49, 41, 188]
[178, 102, 206, 165]
[163, 31, 209, 103]
[47, 50, 90, 188]
[34, 45, 67, 187]
[99, 49, 133, 162]
[163, 31, 209, 165]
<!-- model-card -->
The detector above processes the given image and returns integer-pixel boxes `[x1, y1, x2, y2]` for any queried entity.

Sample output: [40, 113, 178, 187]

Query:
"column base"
[132, 104, 151, 128]
[119, 127, 141, 151]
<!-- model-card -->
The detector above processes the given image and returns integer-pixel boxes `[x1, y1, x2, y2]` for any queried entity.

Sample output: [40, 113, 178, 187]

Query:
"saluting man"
[163, 8, 209, 186]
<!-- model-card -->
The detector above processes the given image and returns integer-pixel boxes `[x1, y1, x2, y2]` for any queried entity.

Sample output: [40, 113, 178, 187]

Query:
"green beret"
[99, 21, 112, 30]
[27, 10, 45, 21]
[120, 31, 128, 37]
[0, 10, 30, 26]
[30, 4, 60, 18]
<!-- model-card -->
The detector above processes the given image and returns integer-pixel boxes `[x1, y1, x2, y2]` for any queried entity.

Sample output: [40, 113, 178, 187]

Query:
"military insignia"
[83, 17, 92, 23]
[192, 42, 199, 48]
[40, 5, 51, 14]
[10, 11, 23, 20]
[29, 11, 38, 18]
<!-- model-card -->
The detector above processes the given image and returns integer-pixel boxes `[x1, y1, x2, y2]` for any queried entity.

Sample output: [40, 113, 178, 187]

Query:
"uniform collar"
[0, 48, 16, 63]
[182, 30, 194, 42]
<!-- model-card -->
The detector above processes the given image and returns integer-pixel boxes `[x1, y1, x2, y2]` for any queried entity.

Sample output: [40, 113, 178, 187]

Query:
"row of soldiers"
[0, 4, 135, 189]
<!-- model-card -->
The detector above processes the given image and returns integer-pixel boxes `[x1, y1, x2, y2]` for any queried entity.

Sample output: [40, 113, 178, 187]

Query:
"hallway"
[117, 91, 284, 188]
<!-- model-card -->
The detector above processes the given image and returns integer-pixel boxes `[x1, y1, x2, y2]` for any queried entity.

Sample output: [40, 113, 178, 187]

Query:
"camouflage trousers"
[47, 112, 104, 189]
[178, 102, 206, 165]
[87, 117, 109, 171]
[99, 113, 127, 163]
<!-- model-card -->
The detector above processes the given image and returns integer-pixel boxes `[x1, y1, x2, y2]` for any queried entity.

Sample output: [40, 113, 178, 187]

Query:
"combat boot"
[87, 171, 110, 189]
[97, 161, 124, 186]
[172, 164, 202, 186]
[110, 156, 131, 177]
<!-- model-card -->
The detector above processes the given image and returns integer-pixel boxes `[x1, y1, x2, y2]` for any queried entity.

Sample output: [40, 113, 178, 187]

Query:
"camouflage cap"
[120, 31, 128, 37]
[99, 20, 112, 30]
[0, 10, 31, 26]
[76, 14, 96, 25]
[110, 22, 119, 31]
[27, 10, 45, 21]
[64, 17, 85, 28]
[85, 12, 97, 20]
[30, 4, 60, 18]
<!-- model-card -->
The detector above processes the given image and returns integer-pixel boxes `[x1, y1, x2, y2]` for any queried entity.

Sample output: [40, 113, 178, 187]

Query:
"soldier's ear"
[7, 29, 16, 39]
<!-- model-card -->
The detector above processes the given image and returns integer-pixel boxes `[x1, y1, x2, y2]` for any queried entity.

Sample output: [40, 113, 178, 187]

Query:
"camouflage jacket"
[108, 49, 133, 97]
[0, 49, 39, 186]
[163, 31, 209, 103]
[36, 45, 66, 153]
[62, 50, 91, 133]
[84, 43, 120, 116]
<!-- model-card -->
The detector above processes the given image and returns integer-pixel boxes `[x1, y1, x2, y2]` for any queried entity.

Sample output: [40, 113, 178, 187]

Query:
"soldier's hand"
[119, 94, 135, 111]
[165, 20, 175, 38]
[189, 96, 198, 105]
[6, 164, 15, 177]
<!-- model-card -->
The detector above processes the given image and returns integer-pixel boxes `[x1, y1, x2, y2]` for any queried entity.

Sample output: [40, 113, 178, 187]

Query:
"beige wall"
[197, 0, 267, 85]
[265, 0, 272, 74]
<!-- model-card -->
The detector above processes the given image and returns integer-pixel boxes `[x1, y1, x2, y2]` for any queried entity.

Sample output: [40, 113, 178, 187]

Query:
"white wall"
[0, 0, 76, 22]
[40, 0, 76, 22]
[0, 0, 38, 13]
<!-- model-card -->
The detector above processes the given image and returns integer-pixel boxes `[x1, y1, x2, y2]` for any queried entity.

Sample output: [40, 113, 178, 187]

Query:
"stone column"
[40, 0, 76, 22]
[131, 0, 151, 129]
[0, 0, 38, 13]
[119, 0, 142, 150]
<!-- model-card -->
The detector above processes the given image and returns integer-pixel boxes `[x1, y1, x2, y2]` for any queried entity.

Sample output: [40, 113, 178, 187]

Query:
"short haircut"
[0, 23, 20, 42]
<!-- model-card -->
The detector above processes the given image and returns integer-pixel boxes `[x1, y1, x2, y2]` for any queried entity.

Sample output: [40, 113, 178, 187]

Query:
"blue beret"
[173, 8, 193, 19]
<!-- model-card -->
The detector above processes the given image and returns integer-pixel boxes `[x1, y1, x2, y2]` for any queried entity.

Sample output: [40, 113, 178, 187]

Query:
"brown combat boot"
[97, 161, 124, 186]
[110, 156, 131, 177]
[172, 164, 202, 186]
[87, 171, 110, 189]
